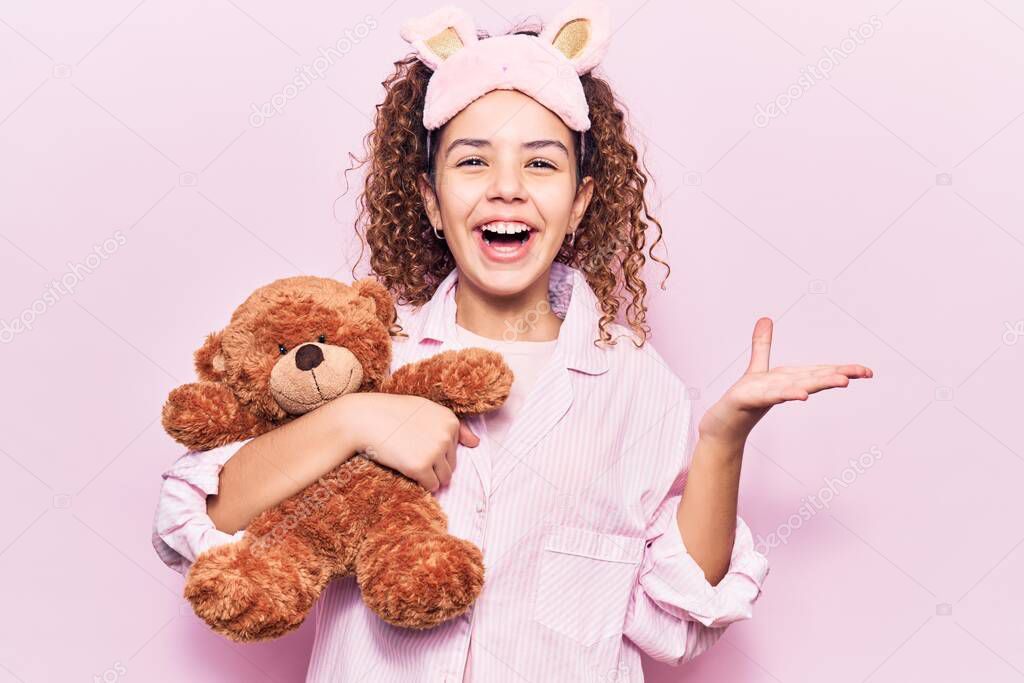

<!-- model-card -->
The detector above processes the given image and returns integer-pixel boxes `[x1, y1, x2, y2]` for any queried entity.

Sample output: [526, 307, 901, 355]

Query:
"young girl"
[153, 3, 872, 681]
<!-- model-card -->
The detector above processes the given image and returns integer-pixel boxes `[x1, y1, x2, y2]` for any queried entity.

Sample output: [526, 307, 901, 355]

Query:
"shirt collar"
[409, 261, 609, 375]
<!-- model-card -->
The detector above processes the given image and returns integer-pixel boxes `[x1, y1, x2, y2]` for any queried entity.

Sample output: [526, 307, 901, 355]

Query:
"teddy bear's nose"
[295, 344, 324, 371]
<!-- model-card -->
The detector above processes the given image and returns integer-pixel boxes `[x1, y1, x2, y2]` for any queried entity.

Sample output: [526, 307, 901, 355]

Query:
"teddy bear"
[161, 275, 513, 642]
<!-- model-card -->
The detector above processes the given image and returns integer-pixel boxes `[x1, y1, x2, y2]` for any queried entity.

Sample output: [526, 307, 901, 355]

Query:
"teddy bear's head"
[194, 276, 396, 422]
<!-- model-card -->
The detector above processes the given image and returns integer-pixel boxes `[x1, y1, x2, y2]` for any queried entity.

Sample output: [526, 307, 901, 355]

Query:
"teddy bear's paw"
[440, 350, 514, 414]
[356, 530, 484, 629]
[184, 542, 322, 642]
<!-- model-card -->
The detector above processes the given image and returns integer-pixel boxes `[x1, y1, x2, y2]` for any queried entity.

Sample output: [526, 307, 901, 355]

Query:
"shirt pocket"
[532, 525, 646, 647]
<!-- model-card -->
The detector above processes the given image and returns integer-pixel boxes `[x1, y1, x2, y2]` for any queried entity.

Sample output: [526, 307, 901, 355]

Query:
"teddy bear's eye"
[278, 343, 287, 355]
[317, 334, 326, 344]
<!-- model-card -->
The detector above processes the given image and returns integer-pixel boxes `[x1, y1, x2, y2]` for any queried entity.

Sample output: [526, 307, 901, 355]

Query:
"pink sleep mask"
[399, 1, 612, 134]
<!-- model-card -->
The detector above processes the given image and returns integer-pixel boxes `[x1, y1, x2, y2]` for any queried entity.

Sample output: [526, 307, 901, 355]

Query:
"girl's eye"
[318, 334, 327, 344]
[455, 158, 556, 170]
[278, 343, 287, 355]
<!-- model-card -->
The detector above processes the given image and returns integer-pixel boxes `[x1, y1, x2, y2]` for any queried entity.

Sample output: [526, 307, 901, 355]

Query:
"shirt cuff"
[638, 499, 769, 628]
[160, 438, 250, 495]
[152, 439, 251, 575]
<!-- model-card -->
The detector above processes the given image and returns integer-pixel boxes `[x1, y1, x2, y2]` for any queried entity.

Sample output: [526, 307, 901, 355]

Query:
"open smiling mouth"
[481, 227, 530, 245]
[475, 222, 536, 262]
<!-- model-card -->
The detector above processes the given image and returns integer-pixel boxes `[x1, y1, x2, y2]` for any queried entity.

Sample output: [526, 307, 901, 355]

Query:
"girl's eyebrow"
[446, 138, 569, 157]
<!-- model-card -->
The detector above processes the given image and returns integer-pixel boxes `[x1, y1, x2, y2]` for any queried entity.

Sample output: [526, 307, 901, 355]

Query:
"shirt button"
[476, 501, 485, 514]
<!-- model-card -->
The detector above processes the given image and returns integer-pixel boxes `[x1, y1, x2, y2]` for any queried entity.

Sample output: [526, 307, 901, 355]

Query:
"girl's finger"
[446, 432, 458, 472]
[773, 363, 873, 377]
[751, 385, 808, 405]
[740, 377, 803, 407]
[418, 467, 441, 493]
[797, 374, 852, 395]
[433, 456, 453, 489]
[459, 419, 480, 447]
[834, 364, 873, 378]
[794, 366, 873, 384]
[746, 317, 773, 375]
[772, 364, 831, 374]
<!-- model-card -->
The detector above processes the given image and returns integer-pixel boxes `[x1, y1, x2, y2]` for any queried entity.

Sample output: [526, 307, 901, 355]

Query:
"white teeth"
[481, 221, 530, 235]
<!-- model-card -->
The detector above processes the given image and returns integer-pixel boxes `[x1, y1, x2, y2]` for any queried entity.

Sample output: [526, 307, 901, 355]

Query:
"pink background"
[2, 1, 1022, 681]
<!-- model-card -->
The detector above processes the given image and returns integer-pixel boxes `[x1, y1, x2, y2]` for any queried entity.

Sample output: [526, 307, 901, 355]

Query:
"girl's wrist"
[329, 392, 369, 457]
[697, 397, 761, 452]
[695, 427, 747, 460]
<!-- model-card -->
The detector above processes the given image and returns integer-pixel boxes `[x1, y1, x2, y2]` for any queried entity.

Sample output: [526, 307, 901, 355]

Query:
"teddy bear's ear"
[353, 278, 397, 329]
[194, 330, 227, 382]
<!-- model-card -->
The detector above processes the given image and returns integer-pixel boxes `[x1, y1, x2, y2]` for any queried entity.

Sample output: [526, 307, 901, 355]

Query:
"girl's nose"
[486, 160, 528, 202]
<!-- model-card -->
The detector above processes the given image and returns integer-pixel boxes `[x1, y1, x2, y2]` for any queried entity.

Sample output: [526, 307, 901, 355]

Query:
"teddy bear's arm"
[378, 348, 513, 416]
[162, 382, 275, 452]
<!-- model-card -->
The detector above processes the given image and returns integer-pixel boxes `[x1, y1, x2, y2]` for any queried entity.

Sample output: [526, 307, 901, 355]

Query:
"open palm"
[698, 317, 874, 445]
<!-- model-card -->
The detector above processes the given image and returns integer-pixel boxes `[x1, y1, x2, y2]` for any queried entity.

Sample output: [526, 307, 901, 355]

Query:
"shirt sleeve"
[622, 395, 770, 665]
[151, 439, 252, 577]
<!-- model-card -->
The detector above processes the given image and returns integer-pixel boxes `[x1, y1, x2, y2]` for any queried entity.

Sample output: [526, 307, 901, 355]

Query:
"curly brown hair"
[345, 25, 670, 348]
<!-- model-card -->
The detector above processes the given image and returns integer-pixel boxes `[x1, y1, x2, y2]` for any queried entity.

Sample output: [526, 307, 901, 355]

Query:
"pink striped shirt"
[152, 261, 770, 682]
[452, 321, 558, 446]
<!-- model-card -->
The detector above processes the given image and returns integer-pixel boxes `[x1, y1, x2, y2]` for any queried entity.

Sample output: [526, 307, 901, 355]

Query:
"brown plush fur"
[162, 276, 513, 642]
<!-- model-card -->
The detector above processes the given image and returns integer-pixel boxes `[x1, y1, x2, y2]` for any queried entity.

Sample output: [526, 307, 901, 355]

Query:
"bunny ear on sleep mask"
[399, 0, 612, 132]
[539, 0, 612, 75]
[398, 4, 480, 71]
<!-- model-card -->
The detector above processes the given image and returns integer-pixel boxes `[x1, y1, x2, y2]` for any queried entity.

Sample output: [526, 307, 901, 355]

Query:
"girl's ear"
[418, 172, 442, 231]
[400, 5, 479, 70]
[354, 278, 397, 329]
[194, 330, 227, 382]
[540, 0, 612, 75]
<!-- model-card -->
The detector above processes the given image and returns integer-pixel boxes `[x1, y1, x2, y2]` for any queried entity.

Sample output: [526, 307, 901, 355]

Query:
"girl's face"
[419, 89, 594, 299]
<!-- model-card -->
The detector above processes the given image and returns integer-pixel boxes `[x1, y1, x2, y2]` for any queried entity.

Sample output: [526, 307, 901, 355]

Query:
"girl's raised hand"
[697, 317, 874, 447]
